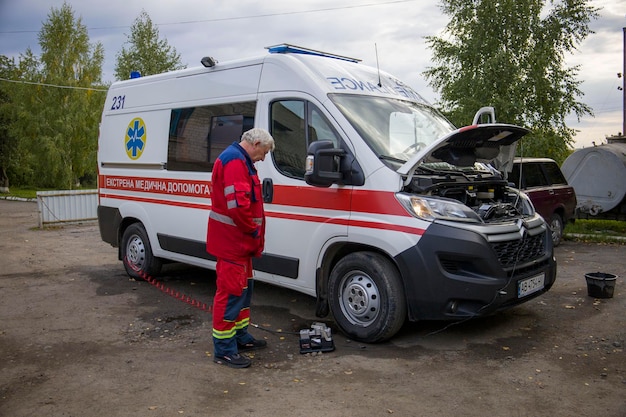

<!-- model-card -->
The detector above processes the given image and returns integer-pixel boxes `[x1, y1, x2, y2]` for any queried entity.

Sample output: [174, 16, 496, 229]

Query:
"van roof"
[112, 45, 424, 95]
[110, 44, 360, 86]
[106, 45, 430, 110]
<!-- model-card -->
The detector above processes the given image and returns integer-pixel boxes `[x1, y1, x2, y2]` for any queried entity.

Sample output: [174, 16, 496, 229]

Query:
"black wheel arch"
[117, 217, 142, 260]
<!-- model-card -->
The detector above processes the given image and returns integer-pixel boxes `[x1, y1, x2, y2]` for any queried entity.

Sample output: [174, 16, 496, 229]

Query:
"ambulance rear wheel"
[122, 223, 162, 279]
[328, 252, 406, 343]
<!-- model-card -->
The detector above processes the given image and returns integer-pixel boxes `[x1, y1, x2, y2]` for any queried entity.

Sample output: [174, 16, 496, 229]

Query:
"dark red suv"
[507, 158, 577, 246]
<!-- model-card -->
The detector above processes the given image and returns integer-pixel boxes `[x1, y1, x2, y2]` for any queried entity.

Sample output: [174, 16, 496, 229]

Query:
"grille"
[491, 233, 545, 268]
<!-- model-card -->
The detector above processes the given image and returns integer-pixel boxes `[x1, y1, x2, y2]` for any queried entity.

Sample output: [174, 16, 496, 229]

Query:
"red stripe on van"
[348, 218, 425, 235]
[99, 193, 211, 210]
[101, 192, 423, 235]
[351, 189, 409, 216]
[99, 175, 211, 198]
[267, 211, 347, 225]
[271, 185, 352, 211]
[271, 185, 408, 217]
[99, 175, 409, 217]
[268, 210, 425, 235]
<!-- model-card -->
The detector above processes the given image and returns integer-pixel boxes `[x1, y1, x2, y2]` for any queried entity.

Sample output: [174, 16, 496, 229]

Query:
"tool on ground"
[299, 322, 335, 354]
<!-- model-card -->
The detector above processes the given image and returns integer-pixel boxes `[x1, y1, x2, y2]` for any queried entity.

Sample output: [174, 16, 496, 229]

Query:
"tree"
[423, 0, 599, 163]
[9, 2, 105, 189]
[114, 10, 185, 80]
[0, 56, 18, 192]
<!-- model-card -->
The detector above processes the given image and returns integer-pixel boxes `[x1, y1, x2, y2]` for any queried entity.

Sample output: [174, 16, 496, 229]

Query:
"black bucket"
[585, 272, 617, 299]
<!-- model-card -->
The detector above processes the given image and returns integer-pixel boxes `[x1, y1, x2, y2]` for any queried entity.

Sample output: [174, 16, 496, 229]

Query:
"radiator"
[36, 189, 97, 227]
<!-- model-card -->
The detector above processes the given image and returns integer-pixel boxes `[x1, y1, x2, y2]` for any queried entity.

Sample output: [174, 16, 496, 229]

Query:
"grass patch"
[565, 219, 626, 244]
[1, 187, 42, 199]
[2, 186, 97, 200]
[567, 219, 626, 235]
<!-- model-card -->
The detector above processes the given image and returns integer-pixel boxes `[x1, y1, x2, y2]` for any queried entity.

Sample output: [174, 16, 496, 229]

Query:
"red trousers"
[212, 258, 255, 356]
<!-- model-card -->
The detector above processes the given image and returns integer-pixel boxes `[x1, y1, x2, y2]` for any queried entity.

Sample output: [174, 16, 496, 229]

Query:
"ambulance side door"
[253, 94, 353, 293]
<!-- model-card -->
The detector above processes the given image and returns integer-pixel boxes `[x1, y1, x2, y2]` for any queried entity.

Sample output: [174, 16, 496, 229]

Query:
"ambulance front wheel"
[328, 252, 407, 343]
[121, 223, 162, 279]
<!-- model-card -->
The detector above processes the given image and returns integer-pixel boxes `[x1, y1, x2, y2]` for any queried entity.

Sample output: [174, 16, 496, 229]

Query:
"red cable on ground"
[123, 259, 307, 340]
[124, 257, 213, 313]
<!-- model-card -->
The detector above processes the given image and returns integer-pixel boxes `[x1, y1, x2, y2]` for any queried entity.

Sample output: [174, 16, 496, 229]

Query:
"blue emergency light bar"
[265, 44, 361, 63]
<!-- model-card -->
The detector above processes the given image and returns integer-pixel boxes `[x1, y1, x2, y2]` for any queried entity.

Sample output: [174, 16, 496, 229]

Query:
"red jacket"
[206, 142, 265, 260]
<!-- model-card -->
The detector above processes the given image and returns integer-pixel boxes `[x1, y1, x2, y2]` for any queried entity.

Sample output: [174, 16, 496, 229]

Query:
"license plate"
[517, 274, 545, 298]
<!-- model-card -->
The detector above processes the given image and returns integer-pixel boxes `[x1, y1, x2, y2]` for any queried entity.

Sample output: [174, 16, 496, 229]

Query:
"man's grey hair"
[241, 128, 275, 151]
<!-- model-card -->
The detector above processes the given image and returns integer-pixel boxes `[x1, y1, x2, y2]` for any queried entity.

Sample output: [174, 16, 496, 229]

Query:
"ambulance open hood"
[397, 123, 529, 181]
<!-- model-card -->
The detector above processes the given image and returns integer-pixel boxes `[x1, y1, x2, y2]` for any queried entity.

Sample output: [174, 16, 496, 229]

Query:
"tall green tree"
[114, 10, 185, 80]
[423, 0, 598, 163]
[0, 56, 18, 192]
[9, 2, 105, 189]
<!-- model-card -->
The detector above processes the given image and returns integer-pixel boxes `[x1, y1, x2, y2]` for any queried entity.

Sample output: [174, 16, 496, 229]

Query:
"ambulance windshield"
[330, 94, 455, 166]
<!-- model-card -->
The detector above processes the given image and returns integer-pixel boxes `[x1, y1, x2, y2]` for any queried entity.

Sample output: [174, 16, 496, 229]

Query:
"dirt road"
[1, 199, 624, 417]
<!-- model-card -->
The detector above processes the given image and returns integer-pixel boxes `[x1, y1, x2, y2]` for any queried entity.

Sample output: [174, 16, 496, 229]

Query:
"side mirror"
[304, 141, 346, 187]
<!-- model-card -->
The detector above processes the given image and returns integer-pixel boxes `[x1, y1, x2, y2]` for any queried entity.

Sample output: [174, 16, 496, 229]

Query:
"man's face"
[250, 141, 271, 162]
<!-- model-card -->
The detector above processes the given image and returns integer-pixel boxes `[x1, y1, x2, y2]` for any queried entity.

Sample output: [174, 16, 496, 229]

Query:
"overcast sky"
[0, 0, 624, 148]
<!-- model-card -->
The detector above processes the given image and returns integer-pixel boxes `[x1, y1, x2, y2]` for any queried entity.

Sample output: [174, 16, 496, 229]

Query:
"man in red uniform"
[207, 128, 275, 368]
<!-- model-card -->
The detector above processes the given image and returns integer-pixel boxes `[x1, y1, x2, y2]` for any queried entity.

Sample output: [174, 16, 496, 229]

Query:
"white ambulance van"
[97, 44, 556, 343]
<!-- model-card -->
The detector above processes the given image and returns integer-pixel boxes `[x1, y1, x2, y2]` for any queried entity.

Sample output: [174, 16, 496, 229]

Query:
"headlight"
[396, 193, 482, 223]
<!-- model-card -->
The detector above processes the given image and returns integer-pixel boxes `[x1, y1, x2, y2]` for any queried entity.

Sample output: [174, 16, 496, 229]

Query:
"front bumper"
[394, 217, 557, 321]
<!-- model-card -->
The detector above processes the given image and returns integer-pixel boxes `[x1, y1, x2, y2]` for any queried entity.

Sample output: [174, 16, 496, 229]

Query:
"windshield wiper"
[379, 155, 407, 164]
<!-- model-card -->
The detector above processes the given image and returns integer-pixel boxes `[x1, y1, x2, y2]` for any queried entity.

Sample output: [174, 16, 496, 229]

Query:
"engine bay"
[404, 170, 528, 223]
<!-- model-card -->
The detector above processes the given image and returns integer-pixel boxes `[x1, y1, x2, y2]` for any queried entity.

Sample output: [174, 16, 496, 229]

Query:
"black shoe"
[237, 338, 267, 352]
[213, 353, 251, 368]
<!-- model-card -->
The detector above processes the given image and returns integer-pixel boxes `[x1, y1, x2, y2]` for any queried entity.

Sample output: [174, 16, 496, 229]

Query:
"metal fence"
[36, 189, 97, 227]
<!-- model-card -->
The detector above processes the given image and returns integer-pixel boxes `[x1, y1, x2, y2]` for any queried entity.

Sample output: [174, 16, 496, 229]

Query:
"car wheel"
[328, 251, 406, 343]
[121, 223, 162, 279]
[549, 213, 564, 247]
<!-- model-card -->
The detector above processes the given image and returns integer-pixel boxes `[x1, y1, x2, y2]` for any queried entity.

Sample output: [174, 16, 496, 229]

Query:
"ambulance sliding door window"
[271, 100, 340, 179]
[167, 102, 255, 172]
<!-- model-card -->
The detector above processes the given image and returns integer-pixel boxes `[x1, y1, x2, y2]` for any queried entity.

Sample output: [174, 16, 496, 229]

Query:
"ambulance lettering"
[105, 177, 134, 188]
[101, 175, 210, 197]
[326, 76, 424, 102]
[327, 77, 384, 93]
